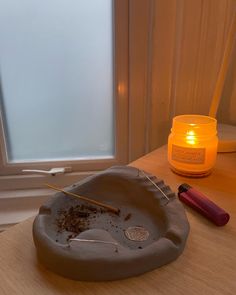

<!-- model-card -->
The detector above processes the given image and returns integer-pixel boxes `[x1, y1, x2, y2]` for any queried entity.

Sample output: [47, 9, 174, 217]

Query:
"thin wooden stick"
[45, 183, 120, 214]
[209, 10, 236, 118]
[69, 238, 118, 252]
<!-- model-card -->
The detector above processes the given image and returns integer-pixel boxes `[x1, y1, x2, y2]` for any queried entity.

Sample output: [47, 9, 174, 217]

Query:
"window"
[0, 0, 129, 190]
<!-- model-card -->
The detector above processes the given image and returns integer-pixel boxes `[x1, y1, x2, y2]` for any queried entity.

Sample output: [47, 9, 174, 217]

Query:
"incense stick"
[139, 170, 170, 204]
[69, 238, 118, 252]
[45, 183, 120, 214]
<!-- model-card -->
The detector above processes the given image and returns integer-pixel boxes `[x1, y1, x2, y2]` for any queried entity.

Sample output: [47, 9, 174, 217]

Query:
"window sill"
[0, 188, 54, 231]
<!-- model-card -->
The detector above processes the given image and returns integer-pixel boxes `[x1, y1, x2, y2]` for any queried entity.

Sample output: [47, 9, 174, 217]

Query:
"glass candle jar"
[168, 115, 218, 177]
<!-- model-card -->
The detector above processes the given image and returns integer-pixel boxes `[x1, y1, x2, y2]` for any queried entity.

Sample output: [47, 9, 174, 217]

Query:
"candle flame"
[186, 130, 196, 145]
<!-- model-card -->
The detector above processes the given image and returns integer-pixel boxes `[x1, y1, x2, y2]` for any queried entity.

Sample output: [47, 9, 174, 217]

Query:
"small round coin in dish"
[124, 226, 150, 241]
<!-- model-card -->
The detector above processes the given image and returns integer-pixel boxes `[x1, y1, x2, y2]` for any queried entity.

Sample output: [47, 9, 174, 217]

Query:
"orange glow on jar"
[168, 115, 218, 177]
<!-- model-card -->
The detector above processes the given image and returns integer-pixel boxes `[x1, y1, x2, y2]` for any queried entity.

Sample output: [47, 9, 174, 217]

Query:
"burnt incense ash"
[56, 204, 106, 240]
[124, 213, 132, 221]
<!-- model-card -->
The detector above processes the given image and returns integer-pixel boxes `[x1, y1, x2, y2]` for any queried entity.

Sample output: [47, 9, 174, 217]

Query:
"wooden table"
[0, 146, 235, 295]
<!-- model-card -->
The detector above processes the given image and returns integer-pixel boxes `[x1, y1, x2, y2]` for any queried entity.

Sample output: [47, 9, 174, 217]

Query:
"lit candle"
[168, 115, 218, 177]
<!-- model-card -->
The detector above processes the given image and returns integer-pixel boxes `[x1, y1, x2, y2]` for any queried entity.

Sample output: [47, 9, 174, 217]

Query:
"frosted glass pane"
[0, 0, 114, 162]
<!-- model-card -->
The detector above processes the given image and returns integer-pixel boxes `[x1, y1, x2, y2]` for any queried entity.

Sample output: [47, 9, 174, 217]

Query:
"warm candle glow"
[118, 82, 126, 96]
[186, 130, 197, 145]
[168, 115, 218, 177]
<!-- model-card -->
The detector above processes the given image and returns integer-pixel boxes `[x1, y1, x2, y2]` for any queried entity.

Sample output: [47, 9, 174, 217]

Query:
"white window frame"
[0, 0, 157, 231]
[0, 0, 129, 190]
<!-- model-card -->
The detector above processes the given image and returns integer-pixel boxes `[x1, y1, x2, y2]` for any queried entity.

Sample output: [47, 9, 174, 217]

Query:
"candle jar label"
[172, 144, 205, 164]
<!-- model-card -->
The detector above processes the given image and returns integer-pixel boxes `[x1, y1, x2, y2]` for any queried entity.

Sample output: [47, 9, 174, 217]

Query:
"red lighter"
[178, 183, 230, 226]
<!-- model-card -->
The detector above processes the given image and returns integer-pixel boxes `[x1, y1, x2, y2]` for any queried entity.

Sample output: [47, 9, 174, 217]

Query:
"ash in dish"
[54, 201, 157, 250]
[55, 203, 143, 247]
[56, 204, 106, 241]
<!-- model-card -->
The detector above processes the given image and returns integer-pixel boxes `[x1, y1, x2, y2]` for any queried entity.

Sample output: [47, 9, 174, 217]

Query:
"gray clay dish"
[33, 166, 189, 281]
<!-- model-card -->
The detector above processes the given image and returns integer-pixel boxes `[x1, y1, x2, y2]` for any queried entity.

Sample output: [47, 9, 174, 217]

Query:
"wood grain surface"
[0, 146, 235, 295]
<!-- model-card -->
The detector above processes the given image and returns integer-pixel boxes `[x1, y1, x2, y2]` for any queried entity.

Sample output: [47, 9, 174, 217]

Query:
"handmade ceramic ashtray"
[33, 166, 189, 281]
